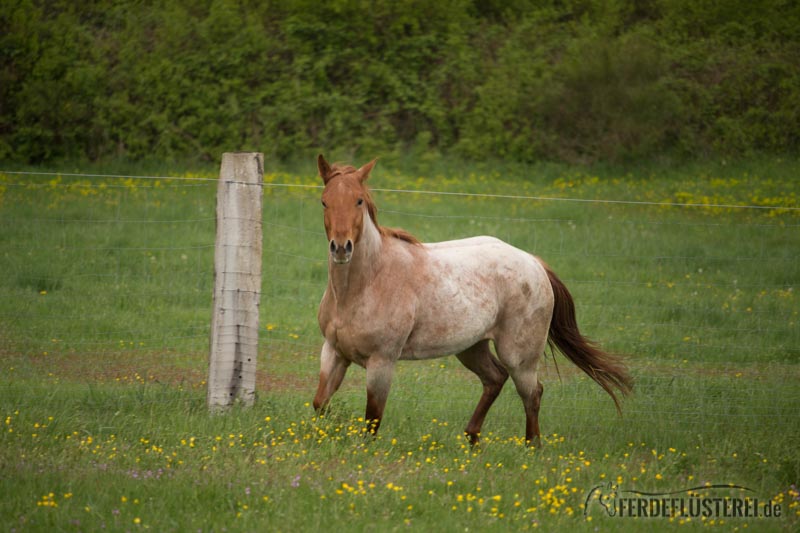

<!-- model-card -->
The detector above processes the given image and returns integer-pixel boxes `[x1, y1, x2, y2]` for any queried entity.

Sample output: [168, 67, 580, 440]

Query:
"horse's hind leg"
[503, 356, 544, 446]
[525, 380, 544, 445]
[456, 340, 509, 445]
[494, 337, 546, 446]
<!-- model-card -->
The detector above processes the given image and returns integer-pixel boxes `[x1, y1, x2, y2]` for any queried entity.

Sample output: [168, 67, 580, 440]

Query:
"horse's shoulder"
[317, 289, 333, 323]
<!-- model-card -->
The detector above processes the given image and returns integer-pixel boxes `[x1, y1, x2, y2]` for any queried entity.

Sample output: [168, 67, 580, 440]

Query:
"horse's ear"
[318, 154, 332, 184]
[357, 158, 378, 182]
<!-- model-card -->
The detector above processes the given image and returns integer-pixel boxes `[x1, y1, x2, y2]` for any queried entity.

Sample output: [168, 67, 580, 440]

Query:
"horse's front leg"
[364, 356, 396, 435]
[313, 341, 350, 413]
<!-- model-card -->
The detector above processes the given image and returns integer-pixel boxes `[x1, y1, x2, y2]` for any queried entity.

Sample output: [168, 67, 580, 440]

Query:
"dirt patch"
[13, 349, 315, 393]
[7, 348, 797, 396]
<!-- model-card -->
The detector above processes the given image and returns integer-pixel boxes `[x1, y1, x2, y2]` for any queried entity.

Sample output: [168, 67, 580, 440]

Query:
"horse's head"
[317, 154, 377, 265]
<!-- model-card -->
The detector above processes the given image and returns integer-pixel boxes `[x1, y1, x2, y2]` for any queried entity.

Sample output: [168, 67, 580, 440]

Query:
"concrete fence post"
[207, 152, 263, 410]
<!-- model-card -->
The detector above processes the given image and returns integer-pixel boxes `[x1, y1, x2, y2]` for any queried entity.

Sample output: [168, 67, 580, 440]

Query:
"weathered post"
[207, 152, 263, 410]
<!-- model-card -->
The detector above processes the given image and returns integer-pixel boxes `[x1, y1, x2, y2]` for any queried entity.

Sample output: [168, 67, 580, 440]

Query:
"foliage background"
[2, 0, 799, 165]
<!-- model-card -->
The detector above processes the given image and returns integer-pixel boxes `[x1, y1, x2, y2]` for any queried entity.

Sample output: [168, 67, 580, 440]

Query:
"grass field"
[1, 157, 799, 531]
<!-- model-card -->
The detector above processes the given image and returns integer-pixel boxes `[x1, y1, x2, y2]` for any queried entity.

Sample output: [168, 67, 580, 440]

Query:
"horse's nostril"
[329, 239, 353, 258]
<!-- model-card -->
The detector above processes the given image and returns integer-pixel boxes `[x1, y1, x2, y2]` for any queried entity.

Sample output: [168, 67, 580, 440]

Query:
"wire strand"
[3, 169, 798, 211]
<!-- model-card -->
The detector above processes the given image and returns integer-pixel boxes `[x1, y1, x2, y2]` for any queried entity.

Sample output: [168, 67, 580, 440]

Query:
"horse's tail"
[542, 262, 633, 413]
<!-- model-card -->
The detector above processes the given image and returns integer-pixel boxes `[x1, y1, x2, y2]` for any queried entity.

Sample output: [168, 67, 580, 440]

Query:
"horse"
[312, 154, 632, 445]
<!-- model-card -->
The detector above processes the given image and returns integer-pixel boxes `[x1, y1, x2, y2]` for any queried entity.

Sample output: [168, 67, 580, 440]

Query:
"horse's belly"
[400, 329, 489, 360]
[401, 283, 500, 360]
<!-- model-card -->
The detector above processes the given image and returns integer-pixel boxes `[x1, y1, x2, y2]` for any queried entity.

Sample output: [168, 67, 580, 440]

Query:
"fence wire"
[1, 170, 797, 438]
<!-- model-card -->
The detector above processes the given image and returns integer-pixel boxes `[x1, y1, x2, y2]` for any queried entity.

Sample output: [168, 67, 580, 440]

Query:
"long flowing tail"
[543, 263, 633, 413]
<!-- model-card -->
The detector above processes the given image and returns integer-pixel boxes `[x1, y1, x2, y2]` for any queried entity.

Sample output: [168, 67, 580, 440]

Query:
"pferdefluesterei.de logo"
[584, 482, 783, 520]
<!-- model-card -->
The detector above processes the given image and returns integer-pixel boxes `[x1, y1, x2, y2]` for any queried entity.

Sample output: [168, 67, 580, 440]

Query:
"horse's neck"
[327, 213, 383, 305]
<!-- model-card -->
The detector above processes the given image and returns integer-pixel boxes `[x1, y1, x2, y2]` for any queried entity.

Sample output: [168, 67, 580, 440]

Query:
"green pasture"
[1, 158, 798, 531]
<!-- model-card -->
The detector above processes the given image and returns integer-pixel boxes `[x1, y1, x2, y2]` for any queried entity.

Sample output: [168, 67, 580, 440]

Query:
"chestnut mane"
[329, 163, 421, 246]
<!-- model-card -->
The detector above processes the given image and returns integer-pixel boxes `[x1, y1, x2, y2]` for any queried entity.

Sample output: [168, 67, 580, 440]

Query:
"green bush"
[1, 0, 799, 164]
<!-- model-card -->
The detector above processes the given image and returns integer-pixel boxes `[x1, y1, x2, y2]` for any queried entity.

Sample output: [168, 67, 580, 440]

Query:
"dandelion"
[36, 493, 58, 507]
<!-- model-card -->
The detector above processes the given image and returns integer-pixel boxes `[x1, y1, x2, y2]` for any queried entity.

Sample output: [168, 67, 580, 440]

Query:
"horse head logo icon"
[584, 481, 619, 518]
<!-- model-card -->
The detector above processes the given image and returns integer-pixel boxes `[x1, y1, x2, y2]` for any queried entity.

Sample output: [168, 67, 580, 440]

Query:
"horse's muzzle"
[329, 239, 353, 264]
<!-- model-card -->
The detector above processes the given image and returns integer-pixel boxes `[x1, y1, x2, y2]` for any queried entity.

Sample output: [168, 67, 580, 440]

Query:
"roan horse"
[312, 155, 632, 444]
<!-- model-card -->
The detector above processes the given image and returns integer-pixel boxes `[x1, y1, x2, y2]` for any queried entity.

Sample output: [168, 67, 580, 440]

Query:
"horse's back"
[426, 235, 553, 321]
[401, 236, 552, 359]
[423, 235, 504, 250]
[424, 236, 546, 283]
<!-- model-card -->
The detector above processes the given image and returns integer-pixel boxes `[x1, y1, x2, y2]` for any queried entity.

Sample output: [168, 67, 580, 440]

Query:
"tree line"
[2, 0, 798, 164]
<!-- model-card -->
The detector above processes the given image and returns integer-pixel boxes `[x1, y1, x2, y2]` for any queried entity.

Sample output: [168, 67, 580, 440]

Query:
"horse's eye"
[357, 198, 364, 206]
[321, 200, 327, 208]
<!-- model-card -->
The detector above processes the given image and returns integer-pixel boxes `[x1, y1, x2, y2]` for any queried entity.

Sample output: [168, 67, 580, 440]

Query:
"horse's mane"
[329, 163, 421, 246]
[327, 164, 357, 180]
